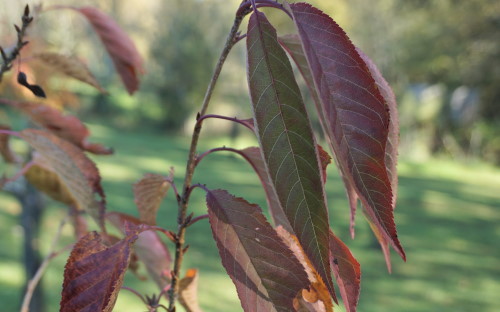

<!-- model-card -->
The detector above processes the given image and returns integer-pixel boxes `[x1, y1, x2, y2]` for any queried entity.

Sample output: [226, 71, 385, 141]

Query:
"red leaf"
[206, 189, 309, 312]
[71, 7, 144, 94]
[285, 3, 405, 260]
[0, 99, 112, 155]
[60, 231, 139, 312]
[246, 11, 335, 297]
[178, 269, 203, 312]
[106, 212, 171, 287]
[20, 129, 106, 230]
[329, 231, 361, 312]
[133, 172, 172, 226]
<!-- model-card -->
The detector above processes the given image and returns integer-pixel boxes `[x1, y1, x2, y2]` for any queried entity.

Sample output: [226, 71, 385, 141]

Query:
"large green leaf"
[246, 11, 334, 297]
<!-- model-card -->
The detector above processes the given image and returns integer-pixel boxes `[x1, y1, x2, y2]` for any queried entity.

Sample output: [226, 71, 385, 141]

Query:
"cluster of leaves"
[1, 1, 405, 311]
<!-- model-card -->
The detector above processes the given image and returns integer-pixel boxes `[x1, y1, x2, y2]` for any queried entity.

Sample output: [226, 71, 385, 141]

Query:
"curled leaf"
[17, 71, 46, 98]
[0, 125, 20, 163]
[69, 6, 144, 94]
[133, 172, 172, 226]
[20, 129, 105, 230]
[35, 52, 107, 93]
[0, 99, 113, 155]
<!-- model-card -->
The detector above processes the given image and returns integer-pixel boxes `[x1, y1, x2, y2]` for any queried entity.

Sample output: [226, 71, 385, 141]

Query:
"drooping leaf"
[69, 6, 144, 94]
[0, 99, 113, 155]
[133, 172, 172, 226]
[59, 230, 138, 312]
[356, 47, 399, 209]
[178, 268, 203, 312]
[247, 11, 334, 296]
[34, 52, 107, 93]
[106, 212, 171, 287]
[0, 125, 20, 163]
[20, 129, 105, 229]
[206, 189, 309, 312]
[329, 230, 361, 312]
[276, 226, 335, 311]
[285, 3, 405, 260]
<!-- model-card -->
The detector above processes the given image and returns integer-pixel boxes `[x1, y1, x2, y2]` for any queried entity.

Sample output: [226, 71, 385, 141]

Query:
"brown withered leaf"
[0, 125, 21, 163]
[178, 269, 203, 312]
[206, 189, 309, 312]
[69, 6, 144, 94]
[20, 129, 106, 230]
[329, 231, 361, 312]
[133, 172, 172, 226]
[276, 226, 335, 311]
[35, 52, 107, 93]
[60, 231, 139, 312]
[0, 99, 113, 155]
[106, 212, 171, 288]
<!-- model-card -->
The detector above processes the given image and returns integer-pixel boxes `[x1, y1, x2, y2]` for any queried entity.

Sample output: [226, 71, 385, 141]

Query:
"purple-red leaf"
[178, 269, 203, 312]
[246, 11, 335, 297]
[329, 230, 361, 312]
[206, 189, 309, 312]
[70, 7, 144, 94]
[285, 3, 405, 260]
[133, 172, 172, 226]
[20, 129, 106, 230]
[106, 212, 171, 288]
[59, 231, 138, 312]
[0, 99, 113, 155]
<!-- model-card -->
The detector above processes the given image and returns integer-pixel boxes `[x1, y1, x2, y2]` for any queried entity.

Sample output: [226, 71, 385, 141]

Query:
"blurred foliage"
[1, 0, 499, 161]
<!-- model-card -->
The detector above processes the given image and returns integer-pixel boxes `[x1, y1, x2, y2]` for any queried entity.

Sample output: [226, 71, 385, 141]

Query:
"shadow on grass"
[1, 126, 499, 311]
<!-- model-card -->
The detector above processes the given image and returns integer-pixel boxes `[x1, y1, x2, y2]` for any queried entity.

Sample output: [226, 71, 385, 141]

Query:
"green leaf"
[246, 11, 334, 297]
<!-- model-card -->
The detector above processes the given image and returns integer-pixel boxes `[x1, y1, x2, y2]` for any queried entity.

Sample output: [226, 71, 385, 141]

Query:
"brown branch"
[0, 5, 33, 82]
[166, 5, 252, 311]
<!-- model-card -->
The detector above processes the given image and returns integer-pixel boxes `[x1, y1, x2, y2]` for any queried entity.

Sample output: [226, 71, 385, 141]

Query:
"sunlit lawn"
[1, 124, 499, 312]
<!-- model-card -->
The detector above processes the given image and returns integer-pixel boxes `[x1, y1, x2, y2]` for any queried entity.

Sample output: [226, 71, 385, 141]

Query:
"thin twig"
[0, 5, 33, 82]
[187, 214, 209, 227]
[20, 215, 69, 312]
[196, 114, 254, 131]
[167, 6, 252, 311]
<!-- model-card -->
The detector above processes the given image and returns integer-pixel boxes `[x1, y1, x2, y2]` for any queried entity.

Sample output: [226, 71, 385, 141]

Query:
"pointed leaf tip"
[285, 2, 405, 260]
[246, 10, 335, 299]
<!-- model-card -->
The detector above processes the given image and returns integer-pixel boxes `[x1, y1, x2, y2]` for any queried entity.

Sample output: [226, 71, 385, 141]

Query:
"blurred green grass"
[1, 124, 499, 312]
